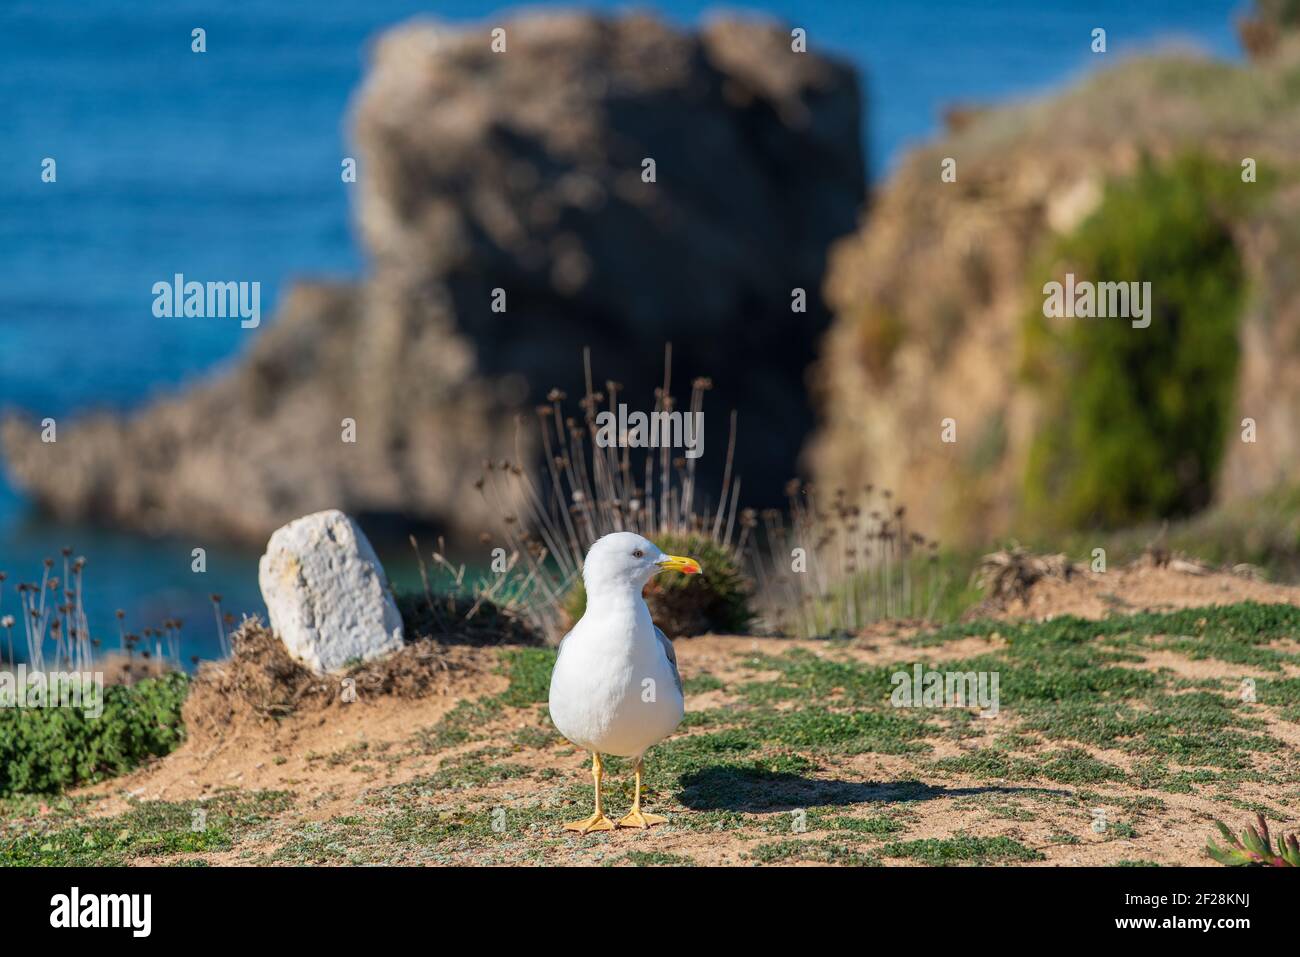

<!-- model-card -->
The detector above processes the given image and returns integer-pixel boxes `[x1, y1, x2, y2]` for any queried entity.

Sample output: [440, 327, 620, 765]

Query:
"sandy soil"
[992, 563, 1300, 620]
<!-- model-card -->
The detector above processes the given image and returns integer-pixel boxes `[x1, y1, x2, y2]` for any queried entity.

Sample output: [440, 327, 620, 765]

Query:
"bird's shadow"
[678, 767, 1067, 813]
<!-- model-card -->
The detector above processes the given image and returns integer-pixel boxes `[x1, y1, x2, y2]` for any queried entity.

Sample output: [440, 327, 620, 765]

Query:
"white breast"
[548, 601, 684, 758]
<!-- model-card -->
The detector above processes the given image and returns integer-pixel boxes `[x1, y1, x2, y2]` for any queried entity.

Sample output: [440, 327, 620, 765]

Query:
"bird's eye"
[632, 549, 644, 558]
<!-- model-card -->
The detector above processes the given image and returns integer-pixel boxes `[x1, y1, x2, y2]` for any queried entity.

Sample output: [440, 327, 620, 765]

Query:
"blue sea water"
[0, 0, 1242, 663]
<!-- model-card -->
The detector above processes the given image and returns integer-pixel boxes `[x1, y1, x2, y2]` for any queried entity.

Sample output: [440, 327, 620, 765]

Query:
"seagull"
[548, 531, 701, 833]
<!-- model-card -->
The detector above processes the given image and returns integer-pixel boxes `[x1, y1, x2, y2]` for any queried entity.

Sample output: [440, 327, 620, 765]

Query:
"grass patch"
[411, 696, 506, 752]
[406, 750, 535, 792]
[606, 850, 697, 867]
[745, 706, 931, 755]
[410, 646, 558, 754]
[682, 672, 725, 695]
[1, 790, 290, 866]
[497, 648, 557, 707]
[930, 747, 1124, 785]
[827, 814, 905, 836]
[749, 838, 880, 866]
[881, 834, 1044, 865]
[737, 648, 898, 706]
[910, 606, 1297, 789]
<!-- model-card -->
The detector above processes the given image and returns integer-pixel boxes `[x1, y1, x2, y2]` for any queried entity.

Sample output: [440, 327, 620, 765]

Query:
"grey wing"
[654, 626, 683, 696]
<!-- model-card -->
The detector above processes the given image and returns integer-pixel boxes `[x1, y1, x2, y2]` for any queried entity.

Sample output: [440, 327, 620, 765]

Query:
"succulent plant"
[1206, 813, 1300, 866]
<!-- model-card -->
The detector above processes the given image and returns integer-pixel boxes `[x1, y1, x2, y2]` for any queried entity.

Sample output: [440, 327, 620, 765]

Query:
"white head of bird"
[580, 531, 702, 602]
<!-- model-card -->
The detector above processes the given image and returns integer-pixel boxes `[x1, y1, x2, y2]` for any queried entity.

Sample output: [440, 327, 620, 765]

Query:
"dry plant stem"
[469, 350, 933, 642]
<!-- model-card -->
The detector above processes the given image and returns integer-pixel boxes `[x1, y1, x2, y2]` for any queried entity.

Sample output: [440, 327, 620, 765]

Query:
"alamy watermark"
[1042, 272, 1151, 329]
[50, 887, 151, 937]
[593, 404, 703, 459]
[152, 273, 261, 328]
[890, 663, 999, 717]
[0, 666, 105, 718]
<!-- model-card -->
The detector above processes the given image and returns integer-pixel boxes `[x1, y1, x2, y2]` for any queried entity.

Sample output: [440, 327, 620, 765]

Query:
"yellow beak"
[656, 554, 702, 575]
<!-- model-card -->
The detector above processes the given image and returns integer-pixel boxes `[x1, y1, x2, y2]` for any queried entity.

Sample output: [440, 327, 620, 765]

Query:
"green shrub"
[0, 673, 188, 796]
[1021, 153, 1250, 531]
[564, 534, 753, 636]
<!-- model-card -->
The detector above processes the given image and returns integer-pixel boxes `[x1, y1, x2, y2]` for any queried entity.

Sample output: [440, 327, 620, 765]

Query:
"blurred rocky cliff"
[809, 31, 1300, 547]
[1, 11, 864, 545]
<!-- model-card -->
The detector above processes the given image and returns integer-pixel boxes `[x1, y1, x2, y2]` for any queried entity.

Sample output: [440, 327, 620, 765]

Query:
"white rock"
[258, 509, 404, 674]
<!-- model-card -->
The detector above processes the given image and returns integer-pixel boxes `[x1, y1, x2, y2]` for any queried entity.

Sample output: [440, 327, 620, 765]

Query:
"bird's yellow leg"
[563, 752, 615, 834]
[617, 758, 667, 829]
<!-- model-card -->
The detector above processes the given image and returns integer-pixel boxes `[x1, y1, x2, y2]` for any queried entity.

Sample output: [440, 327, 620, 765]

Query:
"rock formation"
[0, 11, 865, 545]
[807, 35, 1300, 546]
